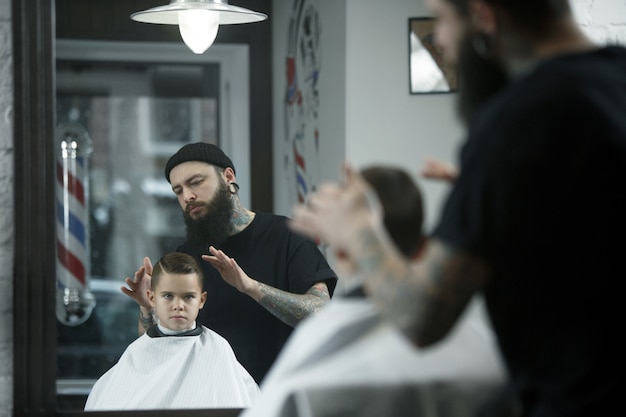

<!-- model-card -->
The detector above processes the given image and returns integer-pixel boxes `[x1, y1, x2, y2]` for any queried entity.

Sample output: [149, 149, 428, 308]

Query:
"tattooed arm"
[121, 256, 156, 335]
[202, 247, 331, 327]
[357, 232, 489, 347]
[256, 281, 330, 327]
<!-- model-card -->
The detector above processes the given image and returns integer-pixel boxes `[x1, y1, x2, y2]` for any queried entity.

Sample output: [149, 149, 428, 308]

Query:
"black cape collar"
[146, 325, 203, 338]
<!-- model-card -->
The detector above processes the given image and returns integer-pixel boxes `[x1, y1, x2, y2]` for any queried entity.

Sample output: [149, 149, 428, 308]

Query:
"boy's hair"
[361, 166, 424, 258]
[151, 252, 204, 291]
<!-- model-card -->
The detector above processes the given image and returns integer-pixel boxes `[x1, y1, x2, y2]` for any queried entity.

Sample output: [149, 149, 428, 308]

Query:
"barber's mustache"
[185, 202, 206, 215]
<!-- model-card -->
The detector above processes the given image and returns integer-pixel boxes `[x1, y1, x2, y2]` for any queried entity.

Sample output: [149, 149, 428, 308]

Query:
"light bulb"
[178, 9, 220, 54]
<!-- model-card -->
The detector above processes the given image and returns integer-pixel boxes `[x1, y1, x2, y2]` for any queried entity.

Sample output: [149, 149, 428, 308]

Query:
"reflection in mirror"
[409, 17, 458, 94]
[54, 40, 250, 411]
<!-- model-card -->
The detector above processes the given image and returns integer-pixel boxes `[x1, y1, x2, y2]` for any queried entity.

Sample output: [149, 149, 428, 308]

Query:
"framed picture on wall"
[138, 96, 217, 157]
[409, 17, 458, 94]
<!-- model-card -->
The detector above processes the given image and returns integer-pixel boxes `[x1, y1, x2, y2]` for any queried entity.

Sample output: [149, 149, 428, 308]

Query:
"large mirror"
[13, 0, 272, 415]
[54, 39, 251, 410]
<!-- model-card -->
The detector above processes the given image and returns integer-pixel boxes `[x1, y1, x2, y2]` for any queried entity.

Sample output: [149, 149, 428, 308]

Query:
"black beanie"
[164, 142, 236, 182]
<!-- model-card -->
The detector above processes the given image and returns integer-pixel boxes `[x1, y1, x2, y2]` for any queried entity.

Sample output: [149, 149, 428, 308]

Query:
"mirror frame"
[13, 0, 59, 413]
[12, 0, 270, 415]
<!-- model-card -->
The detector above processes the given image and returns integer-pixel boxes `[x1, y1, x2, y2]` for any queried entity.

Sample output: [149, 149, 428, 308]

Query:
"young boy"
[84, 252, 260, 410]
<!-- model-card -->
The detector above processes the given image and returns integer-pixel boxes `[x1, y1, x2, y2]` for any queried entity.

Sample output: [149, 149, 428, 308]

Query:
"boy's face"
[148, 272, 207, 331]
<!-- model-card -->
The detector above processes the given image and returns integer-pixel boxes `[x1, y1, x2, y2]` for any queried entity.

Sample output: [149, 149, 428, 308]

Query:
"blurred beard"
[456, 33, 509, 126]
[183, 179, 234, 252]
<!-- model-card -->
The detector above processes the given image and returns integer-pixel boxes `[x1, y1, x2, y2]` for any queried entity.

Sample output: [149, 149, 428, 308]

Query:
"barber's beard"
[456, 33, 509, 127]
[183, 180, 235, 252]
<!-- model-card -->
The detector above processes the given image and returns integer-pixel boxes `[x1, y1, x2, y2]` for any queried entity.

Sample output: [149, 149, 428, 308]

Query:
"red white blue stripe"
[56, 154, 88, 288]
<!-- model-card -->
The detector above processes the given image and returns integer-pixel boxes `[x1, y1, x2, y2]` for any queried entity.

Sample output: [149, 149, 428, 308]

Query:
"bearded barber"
[122, 142, 338, 384]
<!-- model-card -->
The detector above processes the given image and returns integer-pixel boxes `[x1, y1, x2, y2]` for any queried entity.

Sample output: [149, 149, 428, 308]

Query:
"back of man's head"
[360, 166, 424, 259]
[478, 0, 572, 36]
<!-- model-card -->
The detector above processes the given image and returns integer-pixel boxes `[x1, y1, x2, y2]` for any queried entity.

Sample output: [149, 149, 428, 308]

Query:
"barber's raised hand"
[202, 247, 258, 296]
[420, 157, 458, 183]
[121, 256, 153, 310]
[290, 163, 383, 259]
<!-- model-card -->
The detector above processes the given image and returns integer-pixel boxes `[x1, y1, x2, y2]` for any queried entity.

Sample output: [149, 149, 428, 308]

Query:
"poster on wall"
[284, 0, 322, 205]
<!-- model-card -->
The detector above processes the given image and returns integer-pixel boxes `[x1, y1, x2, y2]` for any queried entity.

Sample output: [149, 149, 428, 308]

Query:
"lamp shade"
[130, 0, 268, 25]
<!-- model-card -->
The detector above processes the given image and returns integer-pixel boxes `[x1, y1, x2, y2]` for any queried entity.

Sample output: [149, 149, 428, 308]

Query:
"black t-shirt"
[178, 211, 337, 383]
[433, 46, 626, 417]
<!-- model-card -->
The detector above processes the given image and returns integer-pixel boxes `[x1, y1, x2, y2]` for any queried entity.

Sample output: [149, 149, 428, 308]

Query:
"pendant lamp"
[131, 0, 267, 54]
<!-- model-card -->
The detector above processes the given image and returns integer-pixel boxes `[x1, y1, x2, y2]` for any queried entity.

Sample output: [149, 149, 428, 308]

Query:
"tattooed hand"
[290, 163, 385, 260]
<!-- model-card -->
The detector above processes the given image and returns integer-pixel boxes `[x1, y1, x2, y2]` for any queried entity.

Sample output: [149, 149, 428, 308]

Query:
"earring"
[228, 182, 240, 195]
[472, 32, 491, 58]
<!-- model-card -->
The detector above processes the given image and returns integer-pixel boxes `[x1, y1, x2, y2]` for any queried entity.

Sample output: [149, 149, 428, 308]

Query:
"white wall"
[344, 0, 463, 232]
[273, 0, 463, 231]
[272, 0, 347, 217]
[572, 0, 626, 43]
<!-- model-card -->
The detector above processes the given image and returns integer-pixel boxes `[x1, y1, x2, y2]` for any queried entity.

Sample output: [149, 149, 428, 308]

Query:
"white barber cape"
[84, 325, 260, 411]
[241, 287, 519, 417]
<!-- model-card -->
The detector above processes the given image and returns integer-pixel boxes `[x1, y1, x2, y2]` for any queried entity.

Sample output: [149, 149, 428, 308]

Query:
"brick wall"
[573, 0, 626, 44]
[0, 0, 12, 413]
[0, 1, 624, 416]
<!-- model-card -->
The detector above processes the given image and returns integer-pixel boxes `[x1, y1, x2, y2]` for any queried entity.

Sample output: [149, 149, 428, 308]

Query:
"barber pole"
[56, 123, 96, 326]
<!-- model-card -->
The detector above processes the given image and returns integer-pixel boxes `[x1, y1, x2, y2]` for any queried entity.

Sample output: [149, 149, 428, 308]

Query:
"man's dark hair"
[450, 0, 572, 37]
[484, 0, 571, 32]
